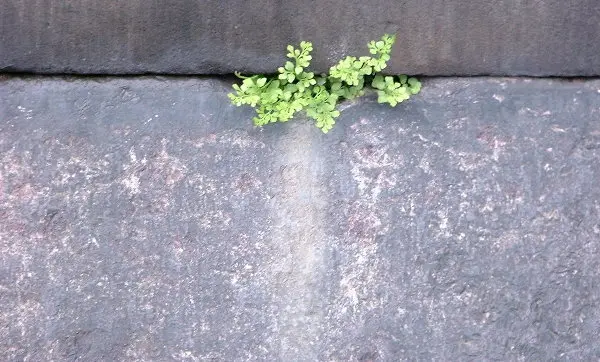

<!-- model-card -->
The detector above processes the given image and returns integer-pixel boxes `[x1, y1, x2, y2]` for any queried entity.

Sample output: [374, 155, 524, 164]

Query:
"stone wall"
[2, 76, 600, 360]
[1, 1, 599, 75]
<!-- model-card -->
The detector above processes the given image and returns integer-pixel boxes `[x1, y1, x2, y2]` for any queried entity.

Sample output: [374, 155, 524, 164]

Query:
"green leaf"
[372, 75, 385, 89]
[256, 78, 267, 87]
[408, 78, 422, 94]
[408, 77, 419, 87]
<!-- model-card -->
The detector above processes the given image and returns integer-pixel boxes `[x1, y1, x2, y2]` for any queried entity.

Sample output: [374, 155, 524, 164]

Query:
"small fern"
[229, 34, 421, 133]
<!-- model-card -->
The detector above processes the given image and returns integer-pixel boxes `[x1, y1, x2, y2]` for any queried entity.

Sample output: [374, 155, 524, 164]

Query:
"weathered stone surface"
[1, 0, 600, 76]
[1, 76, 600, 360]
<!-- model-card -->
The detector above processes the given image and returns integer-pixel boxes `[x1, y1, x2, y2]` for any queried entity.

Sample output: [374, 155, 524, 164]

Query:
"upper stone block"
[1, 0, 599, 76]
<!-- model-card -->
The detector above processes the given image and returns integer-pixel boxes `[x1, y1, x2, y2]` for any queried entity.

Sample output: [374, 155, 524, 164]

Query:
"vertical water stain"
[264, 122, 328, 360]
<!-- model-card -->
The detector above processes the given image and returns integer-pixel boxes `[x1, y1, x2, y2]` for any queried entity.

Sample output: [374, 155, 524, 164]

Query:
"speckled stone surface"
[1, 76, 600, 360]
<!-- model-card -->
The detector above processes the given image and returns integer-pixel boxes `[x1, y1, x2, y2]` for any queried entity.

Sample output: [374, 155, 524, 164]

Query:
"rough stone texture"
[1, 76, 600, 360]
[1, 0, 600, 76]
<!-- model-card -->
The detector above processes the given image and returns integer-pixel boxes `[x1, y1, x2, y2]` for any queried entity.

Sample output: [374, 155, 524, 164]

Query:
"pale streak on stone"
[267, 124, 326, 360]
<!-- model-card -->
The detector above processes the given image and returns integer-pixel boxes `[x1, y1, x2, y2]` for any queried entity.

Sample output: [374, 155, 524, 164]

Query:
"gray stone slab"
[1, 76, 600, 360]
[1, 1, 600, 76]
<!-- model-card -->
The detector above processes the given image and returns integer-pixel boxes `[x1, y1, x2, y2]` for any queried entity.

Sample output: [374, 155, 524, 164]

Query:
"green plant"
[228, 34, 421, 133]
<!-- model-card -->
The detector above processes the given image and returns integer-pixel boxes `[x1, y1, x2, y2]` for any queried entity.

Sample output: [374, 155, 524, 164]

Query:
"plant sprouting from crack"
[229, 34, 421, 133]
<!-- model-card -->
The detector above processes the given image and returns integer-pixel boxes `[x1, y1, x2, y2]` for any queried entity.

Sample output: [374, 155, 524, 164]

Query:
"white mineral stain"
[121, 174, 140, 195]
[17, 105, 33, 119]
[329, 122, 396, 330]
[129, 146, 137, 163]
